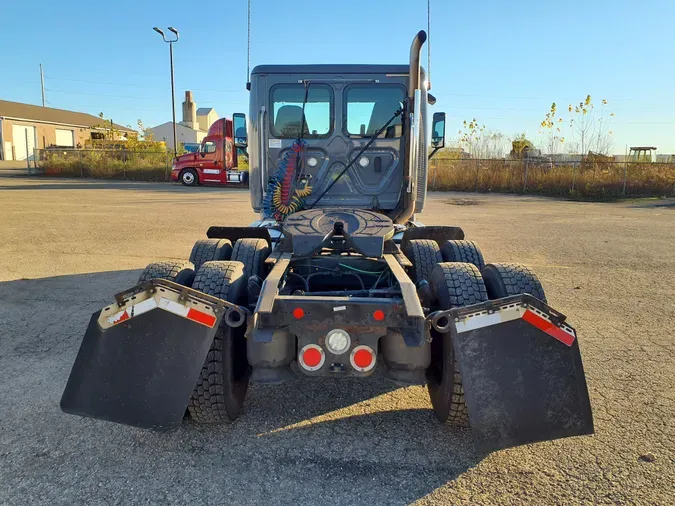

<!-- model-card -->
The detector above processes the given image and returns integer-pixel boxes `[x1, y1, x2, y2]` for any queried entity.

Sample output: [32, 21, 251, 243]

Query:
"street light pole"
[153, 26, 180, 157]
[169, 41, 177, 157]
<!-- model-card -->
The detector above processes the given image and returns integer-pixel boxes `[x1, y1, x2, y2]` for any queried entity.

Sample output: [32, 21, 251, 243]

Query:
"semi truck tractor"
[60, 31, 593, 453]
[171, 117, 248, 186]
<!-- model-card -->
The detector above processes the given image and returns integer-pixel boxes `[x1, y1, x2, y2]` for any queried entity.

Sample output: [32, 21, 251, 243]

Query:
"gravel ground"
[0, 177, 673, 505]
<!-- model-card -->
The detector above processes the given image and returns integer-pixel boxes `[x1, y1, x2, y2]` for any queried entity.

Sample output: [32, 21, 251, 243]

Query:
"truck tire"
[231, 238, 270, 281]
[180, 168, 199, 186]
[482, 263, 547, 303]
[137, 260, 195, 286]
[189, 239, 233, 271]
[188, 261, 250, 424]
[427, 262, 488, 426]
[403, 239, 443, 284]
[441, 240, 486, 271]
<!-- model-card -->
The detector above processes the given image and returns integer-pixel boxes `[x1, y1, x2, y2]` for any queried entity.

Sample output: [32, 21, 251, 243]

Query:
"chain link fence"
[428, 158, 675, 199]
[33, 148, 173, 181]
[30, 149, 675, 199]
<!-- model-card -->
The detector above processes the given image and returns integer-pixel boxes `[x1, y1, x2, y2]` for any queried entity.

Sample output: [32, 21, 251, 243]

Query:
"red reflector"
[292, 308, 305, 319]
[522, 310, 575, 347]
[186, 308, 217, 328]
[373, 310, 385, 321]
[116, 311, 130, 324]
[353, 348, 373, 368]
[303, 347, 322, 368]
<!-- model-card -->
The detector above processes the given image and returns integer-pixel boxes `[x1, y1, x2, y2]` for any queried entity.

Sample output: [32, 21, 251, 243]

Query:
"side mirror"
[233, 113, 247, 148]
[431, 112, 446, 148]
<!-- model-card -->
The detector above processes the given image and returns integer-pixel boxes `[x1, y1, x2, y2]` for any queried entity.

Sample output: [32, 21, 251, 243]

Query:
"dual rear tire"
[406, 239, 547, 427]
[187, 237, 270, 423]
[138, 237, 270, 424]
[187, 261, 250, 423]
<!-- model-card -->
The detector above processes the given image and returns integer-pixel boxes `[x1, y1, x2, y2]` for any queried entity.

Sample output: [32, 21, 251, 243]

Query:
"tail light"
[299, 344, 324, 371]
[350, 345, 376, 372]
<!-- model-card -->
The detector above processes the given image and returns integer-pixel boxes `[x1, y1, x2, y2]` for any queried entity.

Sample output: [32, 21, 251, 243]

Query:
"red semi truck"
[171, 115, 249, 186]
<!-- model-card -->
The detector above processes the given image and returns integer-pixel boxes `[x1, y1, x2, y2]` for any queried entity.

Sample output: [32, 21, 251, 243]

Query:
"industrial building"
[0, 99, 134, 161]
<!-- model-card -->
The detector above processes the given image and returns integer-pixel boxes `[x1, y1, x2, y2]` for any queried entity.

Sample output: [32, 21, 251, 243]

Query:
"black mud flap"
[431, 295, 594, 452]
[60, 280, 238, 430]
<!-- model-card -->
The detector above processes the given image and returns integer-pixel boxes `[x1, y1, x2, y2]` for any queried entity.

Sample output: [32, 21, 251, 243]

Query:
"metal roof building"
[0, 100, 135, 161]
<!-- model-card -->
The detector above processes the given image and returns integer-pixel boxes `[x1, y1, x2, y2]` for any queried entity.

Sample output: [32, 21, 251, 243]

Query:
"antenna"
[427, 0, 431, 90]
[246, 0, 252, 90]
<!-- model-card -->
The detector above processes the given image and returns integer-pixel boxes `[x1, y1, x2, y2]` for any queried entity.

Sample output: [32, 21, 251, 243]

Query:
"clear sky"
[2, 0, 674, 153]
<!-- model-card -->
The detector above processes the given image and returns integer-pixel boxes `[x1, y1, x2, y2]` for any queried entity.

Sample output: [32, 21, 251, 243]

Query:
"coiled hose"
[262, 140, 313, 220]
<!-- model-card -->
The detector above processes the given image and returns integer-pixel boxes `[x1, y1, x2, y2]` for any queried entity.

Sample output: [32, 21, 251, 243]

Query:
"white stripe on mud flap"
[158, 297, 190, 317]
[106, 297, 158, 325]
[455, 305, 524, 333]
[106, 296, 217, 328]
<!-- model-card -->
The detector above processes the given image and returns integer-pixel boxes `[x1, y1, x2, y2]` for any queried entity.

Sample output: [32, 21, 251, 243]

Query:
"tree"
[540, 102, 565, 155]
[458, 118, 506, 159]
[137, 119, 154, 142]
[568, 95, 615, 155]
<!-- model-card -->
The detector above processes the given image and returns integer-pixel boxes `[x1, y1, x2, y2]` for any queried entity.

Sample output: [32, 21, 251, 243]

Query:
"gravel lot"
[1, 177, 673, 505]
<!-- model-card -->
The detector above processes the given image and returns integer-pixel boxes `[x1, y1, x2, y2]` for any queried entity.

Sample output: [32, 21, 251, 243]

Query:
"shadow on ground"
[0, 270, 481, 505]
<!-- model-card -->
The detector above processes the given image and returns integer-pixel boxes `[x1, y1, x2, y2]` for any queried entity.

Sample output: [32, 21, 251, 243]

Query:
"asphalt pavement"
[0, 177, 673, 505]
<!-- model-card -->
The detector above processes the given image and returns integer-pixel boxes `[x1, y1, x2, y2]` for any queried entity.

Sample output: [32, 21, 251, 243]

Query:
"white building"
[146, 121, 207, 148]
[147, 91, 218, 149]
[197, 107, 218, 132]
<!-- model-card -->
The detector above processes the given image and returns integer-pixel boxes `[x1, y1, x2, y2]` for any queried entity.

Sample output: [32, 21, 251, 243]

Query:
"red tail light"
[350, 345, 376, 372]
[292, 308, 305, 319]
[299, 344, 324, 371]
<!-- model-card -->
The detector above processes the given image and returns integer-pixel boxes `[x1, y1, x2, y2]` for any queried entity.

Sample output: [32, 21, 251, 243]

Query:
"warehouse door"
[55, 128, 75, 147]
[12, 125, 36, 160]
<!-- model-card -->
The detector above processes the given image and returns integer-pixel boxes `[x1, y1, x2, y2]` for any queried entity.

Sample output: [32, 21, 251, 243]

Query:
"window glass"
[345, 85, 405, 138]
[202, 141, 216, 154]
[271, 85, 332, 138]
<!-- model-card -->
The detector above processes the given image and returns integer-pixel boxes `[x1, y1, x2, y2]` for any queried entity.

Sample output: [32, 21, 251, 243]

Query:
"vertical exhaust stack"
[394, 30, 427, 225]
[407, 30, 426, 103]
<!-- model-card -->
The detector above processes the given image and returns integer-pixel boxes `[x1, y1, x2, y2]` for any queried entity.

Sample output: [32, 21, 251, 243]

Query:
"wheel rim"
[183, 172, 195, 184]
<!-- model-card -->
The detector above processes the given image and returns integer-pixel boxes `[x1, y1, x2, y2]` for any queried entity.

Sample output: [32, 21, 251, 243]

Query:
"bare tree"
[540, 103, 565, 155]
[568, 95, 614, 155]
[593, 99, 615, 155]
[458, 119, 507, 158]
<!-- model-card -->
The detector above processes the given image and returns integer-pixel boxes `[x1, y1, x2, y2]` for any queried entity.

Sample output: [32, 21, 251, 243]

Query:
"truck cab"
[243, 64, 432, 220]
[171, 117, 248, 186]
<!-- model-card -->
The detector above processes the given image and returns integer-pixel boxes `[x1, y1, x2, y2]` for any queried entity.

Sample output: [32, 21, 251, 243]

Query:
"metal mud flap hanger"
[113, 278, 250, 329]
[426, 294, 594, 453]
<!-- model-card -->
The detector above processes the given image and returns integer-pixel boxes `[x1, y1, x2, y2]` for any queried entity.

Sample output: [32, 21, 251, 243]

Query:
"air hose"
[262, 140, 313, 220]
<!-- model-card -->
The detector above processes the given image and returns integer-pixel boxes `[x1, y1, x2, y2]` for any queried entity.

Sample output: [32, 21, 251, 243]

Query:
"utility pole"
[40, 64, 46, 107]
[153, 27, 180, 157]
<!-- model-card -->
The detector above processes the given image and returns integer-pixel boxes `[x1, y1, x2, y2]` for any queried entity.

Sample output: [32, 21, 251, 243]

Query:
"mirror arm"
[428, 146, 442, 161]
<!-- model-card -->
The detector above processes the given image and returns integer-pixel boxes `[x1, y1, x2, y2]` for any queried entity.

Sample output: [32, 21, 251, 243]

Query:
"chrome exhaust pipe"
[408, 30, 426, 102]
[394, 30, 426, 225]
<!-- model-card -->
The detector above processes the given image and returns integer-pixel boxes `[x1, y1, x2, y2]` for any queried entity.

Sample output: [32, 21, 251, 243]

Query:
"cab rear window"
[270, 85, 333, 138]
[345, 85, 405, 138]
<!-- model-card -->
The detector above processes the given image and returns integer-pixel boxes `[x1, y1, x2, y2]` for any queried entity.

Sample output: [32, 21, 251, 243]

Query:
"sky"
[2, 0, 674, 153]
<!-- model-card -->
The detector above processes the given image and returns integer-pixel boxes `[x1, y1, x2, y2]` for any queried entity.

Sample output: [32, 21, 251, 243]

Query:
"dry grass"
[429, 159, 675, 199]
[38, 150, 170, 181]
[38, 150, 250, 181]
